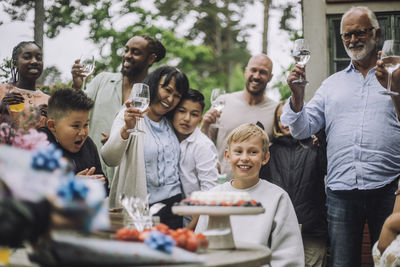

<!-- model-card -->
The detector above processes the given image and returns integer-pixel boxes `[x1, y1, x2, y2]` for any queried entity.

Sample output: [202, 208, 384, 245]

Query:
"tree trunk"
[34, 0, 44, 49]
[262, 0, 270, 54]
[224, 0, 232, 92]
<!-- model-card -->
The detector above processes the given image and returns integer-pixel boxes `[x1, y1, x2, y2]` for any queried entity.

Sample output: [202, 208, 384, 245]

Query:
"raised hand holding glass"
[292, 39, 311, 84]
[127, 83, 150, 134]
[80, 55, 95, 89]
[210, 88, 226, 128]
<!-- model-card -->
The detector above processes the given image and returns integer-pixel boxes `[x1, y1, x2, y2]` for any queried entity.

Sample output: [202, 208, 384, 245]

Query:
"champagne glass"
[210, 88, 226, 128]
[127, 83, 150, 134]
[80, 55, 95, 89]
[379, 40, 400, 96]
[292, 39, 311, 84]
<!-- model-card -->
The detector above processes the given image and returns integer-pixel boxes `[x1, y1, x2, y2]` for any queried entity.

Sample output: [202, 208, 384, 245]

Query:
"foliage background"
[0, 0, 302, 107]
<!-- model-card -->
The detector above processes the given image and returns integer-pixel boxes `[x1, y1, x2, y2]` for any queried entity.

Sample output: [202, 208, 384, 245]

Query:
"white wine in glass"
[127, 83, 150, 134]
[292, 39, 311, 84]
[210, 88, 226, 128]
[80, 55, 95, 89]
[379, 40, 400, 96]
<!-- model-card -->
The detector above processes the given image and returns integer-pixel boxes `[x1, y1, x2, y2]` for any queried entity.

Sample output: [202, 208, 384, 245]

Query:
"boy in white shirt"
[172, 89, 219, 226]
[195, 123, 304, 267]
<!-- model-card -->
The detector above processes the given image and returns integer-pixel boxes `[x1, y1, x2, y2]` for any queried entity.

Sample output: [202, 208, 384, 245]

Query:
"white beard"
[344, 38, 376, 61]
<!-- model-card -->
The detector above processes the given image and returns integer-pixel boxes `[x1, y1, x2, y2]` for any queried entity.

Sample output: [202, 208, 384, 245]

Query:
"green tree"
[0, 58, 12, 83]
[262, 0, 271, 53]
[263, 0, 299, 53]
[37, 65, 62, 85]
[1, 0, 98, 48]
[269, 0, 303, 100]
[272, 0, 301, 39]
[82, 0, 221, 107]
[154, 0, 255, 92]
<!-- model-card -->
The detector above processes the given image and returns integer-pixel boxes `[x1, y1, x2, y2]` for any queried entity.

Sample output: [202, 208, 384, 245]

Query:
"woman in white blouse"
[102, 66, 189, 229]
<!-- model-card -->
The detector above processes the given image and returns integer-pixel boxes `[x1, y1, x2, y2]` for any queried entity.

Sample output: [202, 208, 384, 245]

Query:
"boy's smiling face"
[225, 136, 270, 185]
[172, 99, 203, 141]
[48, 110, 90, 153]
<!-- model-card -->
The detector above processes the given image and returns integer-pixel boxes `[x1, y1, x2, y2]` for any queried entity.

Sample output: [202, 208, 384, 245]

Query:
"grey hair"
[340, 6, 380, 34]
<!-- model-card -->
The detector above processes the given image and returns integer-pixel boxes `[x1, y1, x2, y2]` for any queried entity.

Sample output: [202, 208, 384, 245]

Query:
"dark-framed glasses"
[341, 27, 375, 41]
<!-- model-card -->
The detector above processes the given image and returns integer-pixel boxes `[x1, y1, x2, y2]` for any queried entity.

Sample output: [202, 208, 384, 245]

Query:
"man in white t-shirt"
[201, 54, 278, 180]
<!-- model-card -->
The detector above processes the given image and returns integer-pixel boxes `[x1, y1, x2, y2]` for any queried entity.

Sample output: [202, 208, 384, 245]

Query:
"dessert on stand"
[172, 191, 265, 249]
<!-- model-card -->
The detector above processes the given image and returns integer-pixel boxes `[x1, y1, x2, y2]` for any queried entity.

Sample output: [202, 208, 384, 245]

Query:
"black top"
[38, 126, 109, 195]
[260, 133, 328, 238]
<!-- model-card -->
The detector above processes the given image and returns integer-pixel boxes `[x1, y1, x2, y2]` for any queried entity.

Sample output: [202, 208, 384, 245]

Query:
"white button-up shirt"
[179, 127, 219, 197]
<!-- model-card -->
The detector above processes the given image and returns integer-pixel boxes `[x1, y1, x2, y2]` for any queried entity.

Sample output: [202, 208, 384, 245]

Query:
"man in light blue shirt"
[281, 6, 400, 267]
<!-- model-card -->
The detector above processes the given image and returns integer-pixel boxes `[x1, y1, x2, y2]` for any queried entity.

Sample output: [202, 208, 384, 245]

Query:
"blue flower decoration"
[57, 175, 89, 202]
[145, 230, 176, 254]
[31, 144, 63, 172]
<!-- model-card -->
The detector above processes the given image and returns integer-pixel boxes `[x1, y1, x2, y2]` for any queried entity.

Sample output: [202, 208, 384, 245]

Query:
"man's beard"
[245, 84, 266, 96]
[344, 38, 376, 61]
[120, 56, 149, 77]
[121, 65, 143, 77]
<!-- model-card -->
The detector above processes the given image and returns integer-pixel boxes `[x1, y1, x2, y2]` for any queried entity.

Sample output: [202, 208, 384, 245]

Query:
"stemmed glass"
[292, 39, 311, 84]
[379, 40, 400, 96]
[80, 55, 95, 89]
[127, 83, 150, 134]
[210, 88, 226, 128]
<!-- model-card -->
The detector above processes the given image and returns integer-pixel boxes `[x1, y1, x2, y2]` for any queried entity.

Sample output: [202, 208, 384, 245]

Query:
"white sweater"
[101, 107, 148, 208]
[196, 179, 304, 267]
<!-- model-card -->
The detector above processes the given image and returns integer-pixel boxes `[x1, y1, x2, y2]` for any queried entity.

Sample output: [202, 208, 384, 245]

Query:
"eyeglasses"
[340, 27, 375, 41]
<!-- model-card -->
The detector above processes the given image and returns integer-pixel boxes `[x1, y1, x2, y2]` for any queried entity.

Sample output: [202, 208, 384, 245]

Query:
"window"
[328, 12, 400, 74]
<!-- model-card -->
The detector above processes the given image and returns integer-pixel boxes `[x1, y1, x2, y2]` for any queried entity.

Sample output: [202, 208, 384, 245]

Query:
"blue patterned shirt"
[143, 116, 181, 204]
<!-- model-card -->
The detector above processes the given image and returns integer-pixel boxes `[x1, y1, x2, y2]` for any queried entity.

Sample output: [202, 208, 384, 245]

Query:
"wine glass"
[379, 40, 400, 96]
[80, 55, 95, 89]
[210, 88, 226, 128]
[127, 83, 150, 134]
[292, 39, 311, 84]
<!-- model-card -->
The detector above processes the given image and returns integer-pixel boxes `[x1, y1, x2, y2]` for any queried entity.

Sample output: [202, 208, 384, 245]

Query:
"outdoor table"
[7, 210, 271, 266]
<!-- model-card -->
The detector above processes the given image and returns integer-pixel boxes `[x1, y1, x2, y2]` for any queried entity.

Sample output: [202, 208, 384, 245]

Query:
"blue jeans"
[326, 180, 397, 267]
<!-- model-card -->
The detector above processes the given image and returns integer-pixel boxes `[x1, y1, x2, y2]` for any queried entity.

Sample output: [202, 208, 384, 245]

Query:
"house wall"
[302, 0, 400, 101]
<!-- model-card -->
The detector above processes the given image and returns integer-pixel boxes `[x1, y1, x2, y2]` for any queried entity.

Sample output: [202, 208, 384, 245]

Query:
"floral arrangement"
[0, 122, 49, 151]
[57, 174, 89, 202]
[31, 144, 63, 171]
[145, 231, 176, 254]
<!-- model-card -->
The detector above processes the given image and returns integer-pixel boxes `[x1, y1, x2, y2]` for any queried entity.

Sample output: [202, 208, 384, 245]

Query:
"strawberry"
[236, 200, 246, 206]
[155, 223, 170, 234]
[175, 234, 187, 248]
[138, 230, 150, 242]
[186, 237, 198, 252]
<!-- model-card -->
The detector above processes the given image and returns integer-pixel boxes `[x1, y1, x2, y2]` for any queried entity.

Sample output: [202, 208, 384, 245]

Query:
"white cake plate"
[172, 205, 265, 250]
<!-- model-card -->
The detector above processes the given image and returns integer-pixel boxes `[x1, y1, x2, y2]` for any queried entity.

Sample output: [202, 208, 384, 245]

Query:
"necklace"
[15, 87, 40, 95]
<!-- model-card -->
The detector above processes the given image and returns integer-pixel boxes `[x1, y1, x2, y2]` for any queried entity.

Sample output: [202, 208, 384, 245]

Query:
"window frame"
[327, 12, 400, 74]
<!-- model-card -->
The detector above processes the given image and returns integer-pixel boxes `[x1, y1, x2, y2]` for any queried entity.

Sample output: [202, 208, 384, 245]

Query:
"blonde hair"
[273, 100, 287, 139]
[227, 123, 270, 155]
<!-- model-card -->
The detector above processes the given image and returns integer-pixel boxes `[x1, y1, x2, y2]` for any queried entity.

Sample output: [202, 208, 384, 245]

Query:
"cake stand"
[172, 205, 265, 250]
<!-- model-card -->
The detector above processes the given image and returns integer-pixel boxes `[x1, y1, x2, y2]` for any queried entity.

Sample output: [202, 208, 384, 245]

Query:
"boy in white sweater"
[196, 123, 304, 266]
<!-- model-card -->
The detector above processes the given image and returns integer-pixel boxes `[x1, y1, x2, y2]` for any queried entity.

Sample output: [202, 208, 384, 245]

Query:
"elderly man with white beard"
[281, 6, 400, 267]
